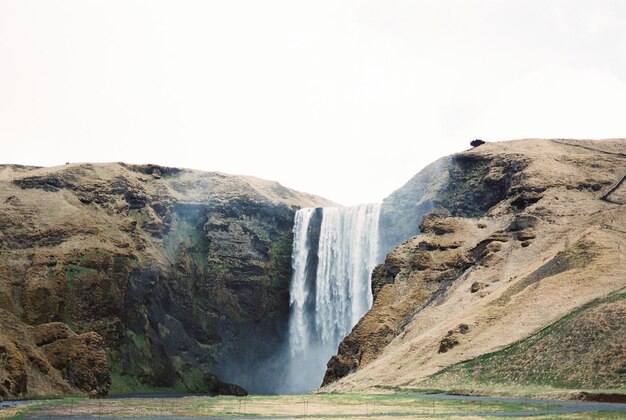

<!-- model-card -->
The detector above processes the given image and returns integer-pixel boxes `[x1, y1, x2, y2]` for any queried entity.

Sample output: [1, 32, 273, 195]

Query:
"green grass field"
[2, 392, 624, 419]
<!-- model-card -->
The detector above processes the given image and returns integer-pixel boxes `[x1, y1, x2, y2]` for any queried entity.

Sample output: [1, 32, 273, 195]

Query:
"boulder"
[41, 332, 111, 397]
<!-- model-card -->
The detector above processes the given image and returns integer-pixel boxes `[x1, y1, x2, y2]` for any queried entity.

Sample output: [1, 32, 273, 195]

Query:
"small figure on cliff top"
[470, 139, 486, 148]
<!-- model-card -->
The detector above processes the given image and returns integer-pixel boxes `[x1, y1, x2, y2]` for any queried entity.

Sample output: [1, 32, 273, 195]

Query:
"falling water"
[286, 203, 381, 392]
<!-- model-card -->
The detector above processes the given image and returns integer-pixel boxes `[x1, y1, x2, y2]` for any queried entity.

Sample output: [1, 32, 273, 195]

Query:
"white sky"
[1, 1, 625, 205]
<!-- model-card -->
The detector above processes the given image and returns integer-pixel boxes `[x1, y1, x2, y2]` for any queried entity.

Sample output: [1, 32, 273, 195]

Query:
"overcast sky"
[1, 1, 625, 205]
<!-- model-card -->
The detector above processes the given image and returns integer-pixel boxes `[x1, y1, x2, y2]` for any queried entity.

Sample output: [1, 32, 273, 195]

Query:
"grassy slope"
[323, 139, 626, 397]
[420, 292, 626, 394]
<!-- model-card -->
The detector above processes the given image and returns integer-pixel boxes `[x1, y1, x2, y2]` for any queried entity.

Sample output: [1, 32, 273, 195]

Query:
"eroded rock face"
[322, 215, 480, 386]
[39, 328, 111, 397]
[0, 310, 108, 399]
[0, 337, 28, 399]
[323, 139, 626, 391]
[0, 163, 332, 397]
[378, 151, 530, 256]
[438, 324, 469, 353]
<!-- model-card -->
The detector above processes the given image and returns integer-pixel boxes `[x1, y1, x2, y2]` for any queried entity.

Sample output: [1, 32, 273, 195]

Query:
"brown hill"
[0, 163, 332, 399]
[323, 139, 626, 398]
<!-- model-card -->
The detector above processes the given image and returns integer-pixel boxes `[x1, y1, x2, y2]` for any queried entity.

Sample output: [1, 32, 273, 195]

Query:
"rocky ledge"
[0, 163, 332, 398]
[323, 139, 626, 393]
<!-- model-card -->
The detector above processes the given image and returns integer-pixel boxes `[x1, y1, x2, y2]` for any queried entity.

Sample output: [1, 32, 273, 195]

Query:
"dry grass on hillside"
[324, 139, 626, 395]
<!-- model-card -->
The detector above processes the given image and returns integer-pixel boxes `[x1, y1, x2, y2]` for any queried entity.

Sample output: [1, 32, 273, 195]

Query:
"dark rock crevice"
[1, 163, 331, 397]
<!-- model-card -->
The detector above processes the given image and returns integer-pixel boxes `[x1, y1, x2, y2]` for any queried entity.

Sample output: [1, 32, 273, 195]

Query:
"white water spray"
[286, 204, 381, 392]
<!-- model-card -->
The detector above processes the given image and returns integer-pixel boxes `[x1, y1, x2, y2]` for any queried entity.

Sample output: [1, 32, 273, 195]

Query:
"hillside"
[0, 163, 332, 399]
[323, 139, 626, 398]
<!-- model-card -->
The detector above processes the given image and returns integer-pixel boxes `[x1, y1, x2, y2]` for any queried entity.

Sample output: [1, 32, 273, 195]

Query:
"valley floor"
[2, 392, 626, 419]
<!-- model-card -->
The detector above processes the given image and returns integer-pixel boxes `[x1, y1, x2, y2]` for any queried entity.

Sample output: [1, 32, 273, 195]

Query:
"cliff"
[323, 139, 626, 397]
[0, 162, 332, 399]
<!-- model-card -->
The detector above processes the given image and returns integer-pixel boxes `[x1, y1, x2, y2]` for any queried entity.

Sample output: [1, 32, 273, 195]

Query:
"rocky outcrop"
[0, 310, 109, 400]
[322, 215, 488, 386]
[203, 373, 248, 397]
[38, 328, 110, 397]
[0, 163, 332, 397]
[323, 139, 626, 393]
[378, 150, 529, 255]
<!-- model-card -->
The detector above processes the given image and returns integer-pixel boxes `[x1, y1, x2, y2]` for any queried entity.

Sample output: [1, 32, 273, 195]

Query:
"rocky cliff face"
[323, 139, 626, 395]
[0, 163, 332, 399]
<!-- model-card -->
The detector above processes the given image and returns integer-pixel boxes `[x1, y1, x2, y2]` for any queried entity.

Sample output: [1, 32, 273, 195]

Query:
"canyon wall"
[0, 163, 332, 398]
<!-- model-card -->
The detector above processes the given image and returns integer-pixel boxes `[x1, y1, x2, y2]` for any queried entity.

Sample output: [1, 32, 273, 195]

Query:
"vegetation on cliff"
[1, 138, 624, 400]
[0, 163, 331, 399]
[323, 139, 626, 397]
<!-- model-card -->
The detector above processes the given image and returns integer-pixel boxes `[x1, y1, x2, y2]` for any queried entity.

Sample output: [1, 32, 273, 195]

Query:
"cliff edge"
[323, 139, 626, 397]
[0, 163, 332, 398]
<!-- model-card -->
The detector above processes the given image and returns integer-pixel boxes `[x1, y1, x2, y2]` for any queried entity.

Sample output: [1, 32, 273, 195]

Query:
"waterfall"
[286, 203, 381, 392]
